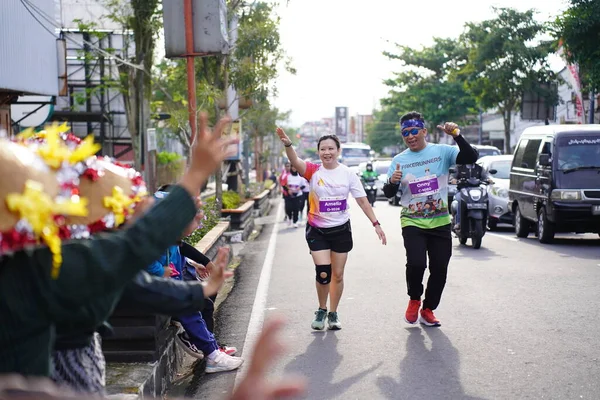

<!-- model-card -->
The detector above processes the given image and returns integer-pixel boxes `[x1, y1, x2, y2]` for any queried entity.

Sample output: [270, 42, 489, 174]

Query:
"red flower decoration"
[88, 219, 108, 234]
[113, 161, 130, 169]
[58, 225, 71, 240]
[60, 182, 78, 192]
[131, 175, 144, 186]
[83, 168, 100, 181]
[63, 133, 82, 145]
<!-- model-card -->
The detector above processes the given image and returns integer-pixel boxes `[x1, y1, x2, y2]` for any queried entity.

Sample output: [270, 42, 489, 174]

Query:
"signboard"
[11, 96, 54, 127]
[225, 120, 242, 161]
[146, 128, 157, 152]
[335, 107, 348, 143]
[521, 83, 557, 121]
[163, 0, 229, 58]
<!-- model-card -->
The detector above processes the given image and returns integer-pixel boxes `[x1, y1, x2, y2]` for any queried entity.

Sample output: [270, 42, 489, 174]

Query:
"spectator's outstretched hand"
[230, 317, 306, 400]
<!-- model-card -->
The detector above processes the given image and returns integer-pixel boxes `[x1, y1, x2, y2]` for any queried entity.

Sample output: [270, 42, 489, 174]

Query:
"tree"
[459, 7, 557, 153]
[104, 0, 162, 170]
[68, 0, 162, 169]
[367, 105, 402, 154]
[152, 1, 293, 206]
[153, 1, 294, 153]
[554, 0, 600, 93]
[244, 102, 289, 182]
[383, 37, 477, 143]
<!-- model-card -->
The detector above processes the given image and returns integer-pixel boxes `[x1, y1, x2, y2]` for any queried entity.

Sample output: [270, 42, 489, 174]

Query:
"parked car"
[477, 155, 513, 230]
[472, 144, 502, 157]
[373, 160, 391, 201]
[508, 125, 600, 243]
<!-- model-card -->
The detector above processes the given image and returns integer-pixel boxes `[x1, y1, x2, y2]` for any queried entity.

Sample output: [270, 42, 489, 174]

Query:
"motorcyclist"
[361, 163, 379, 181]
[451, 163, 494, 230]
[361, 163, 379, 206]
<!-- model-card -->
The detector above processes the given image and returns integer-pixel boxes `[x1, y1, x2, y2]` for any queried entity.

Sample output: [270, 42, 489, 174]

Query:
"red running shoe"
[404, 300, 421, 324]
[420, 308, 441, 327]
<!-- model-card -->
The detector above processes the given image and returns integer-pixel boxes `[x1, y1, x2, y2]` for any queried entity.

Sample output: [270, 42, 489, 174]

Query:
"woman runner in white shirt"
[276, 128, 387, 330]
[285, 166, 305, 227]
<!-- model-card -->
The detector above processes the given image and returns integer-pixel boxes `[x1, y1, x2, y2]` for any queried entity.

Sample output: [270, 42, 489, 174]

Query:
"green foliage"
[156, 151, 182, 165]
[263, 179, 274, 189]
[231, 2, 295, 101]
[241, 182, 264, 198]
[222, 190, 241, 209]
[554, 0, 600, 92]
[383, 37, 476, 141]
[304, 148, 317, 158]
[460, 8, 556, 111]
[367, 105, 403, 153]
[182, 196, 221, 246]
[152, 1, 294, 154]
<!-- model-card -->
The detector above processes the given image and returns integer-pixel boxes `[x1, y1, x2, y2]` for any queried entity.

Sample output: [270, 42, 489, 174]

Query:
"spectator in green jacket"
[0, 113, 237, 377]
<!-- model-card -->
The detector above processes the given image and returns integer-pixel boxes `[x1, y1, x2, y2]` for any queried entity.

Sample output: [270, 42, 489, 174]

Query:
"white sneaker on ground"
[206, 352, 244, 374]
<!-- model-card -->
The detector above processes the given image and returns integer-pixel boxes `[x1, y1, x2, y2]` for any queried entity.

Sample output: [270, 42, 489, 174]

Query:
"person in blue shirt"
[147, 191, 243, 374]
[383, 111, 478, 327]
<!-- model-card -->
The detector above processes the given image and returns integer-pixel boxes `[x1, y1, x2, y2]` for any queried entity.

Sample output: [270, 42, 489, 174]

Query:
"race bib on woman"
[319, 196, 347, 213]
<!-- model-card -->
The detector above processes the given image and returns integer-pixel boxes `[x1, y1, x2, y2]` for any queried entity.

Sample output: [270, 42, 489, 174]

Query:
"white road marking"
[487, 233, 519, 242]
[234, 200, 283, 387]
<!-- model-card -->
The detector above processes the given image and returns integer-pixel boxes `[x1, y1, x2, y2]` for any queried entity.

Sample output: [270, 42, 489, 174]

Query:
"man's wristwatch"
[372, 220, 381, 227]
[284, 141, 292, 147]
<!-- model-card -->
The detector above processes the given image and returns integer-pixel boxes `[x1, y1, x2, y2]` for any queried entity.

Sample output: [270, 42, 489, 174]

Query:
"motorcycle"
[363, 178, 377, 206]
[450, 176, 490, 249]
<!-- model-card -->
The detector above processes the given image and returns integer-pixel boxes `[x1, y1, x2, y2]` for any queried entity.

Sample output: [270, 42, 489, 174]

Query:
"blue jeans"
[171, 261, 219, 355]
[454, 192, 461, 226]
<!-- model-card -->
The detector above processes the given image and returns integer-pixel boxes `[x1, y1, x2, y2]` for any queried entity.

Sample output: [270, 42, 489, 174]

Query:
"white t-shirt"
[302, 177, 310, 193]
[286, 174, 304, 197]
[303, 161, 366, 228]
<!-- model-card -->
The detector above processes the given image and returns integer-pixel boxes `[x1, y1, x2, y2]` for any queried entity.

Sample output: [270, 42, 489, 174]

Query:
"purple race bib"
[408, 175, 440, 197]
[319, 197, 347, 213]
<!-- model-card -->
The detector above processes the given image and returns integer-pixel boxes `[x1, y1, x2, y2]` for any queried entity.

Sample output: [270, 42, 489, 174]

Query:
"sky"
[271, 0, 570, 127]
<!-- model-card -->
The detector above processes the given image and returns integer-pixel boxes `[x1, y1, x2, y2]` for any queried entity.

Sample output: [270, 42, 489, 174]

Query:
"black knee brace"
[315, 264, 332, 285]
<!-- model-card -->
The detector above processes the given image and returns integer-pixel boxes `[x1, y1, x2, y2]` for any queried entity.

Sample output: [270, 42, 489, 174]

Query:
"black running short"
[305, 221, 353, 253]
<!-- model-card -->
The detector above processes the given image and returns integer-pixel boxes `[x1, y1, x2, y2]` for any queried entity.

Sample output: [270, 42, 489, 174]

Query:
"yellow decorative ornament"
[6, 180, 89, 279]
[103, 186, 134, 227]
[18, 123, 101, 169]
[69, 135, 102, 164]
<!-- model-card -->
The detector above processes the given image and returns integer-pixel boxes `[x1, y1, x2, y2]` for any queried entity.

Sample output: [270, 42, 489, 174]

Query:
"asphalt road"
[180, 198, 600, 400]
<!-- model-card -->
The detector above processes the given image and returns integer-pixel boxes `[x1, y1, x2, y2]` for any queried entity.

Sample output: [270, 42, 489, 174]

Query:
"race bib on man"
[408, 175, 440, 198]
[319, 196, 347, 213]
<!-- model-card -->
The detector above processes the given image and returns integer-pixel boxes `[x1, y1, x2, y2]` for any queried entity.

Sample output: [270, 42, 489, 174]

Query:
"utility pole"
[478, 110, 483, 145]
[589, 89, 595, 124]
[184, 0, 197, 143]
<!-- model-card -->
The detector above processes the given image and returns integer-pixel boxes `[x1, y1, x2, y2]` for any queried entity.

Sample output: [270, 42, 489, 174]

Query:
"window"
[489, 161, 511, 179]
[521, 139, 542, 169]
[477, 148, 501, 158]
[541, 141, 552, 154]
[513, 139, 528, 169]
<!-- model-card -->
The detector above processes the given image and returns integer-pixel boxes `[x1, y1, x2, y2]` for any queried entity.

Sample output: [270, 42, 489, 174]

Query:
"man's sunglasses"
[402, 128, 422, 137]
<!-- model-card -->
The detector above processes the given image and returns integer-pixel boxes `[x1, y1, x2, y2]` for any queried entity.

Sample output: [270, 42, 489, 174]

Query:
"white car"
[477, 155, 513, 230]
